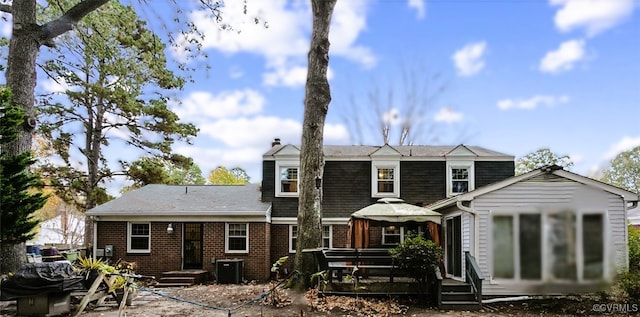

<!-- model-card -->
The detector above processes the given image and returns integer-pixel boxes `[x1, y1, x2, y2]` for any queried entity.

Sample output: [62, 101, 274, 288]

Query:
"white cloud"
[40, 77, 70, 94]
[497, 95, 570, 110]
[1, 12, 11, 37]
[452, 41, 487, 77]
[407, 0, 426, 20]
[434, 107, 463, 123]
[178, 115, 350, 180]
[603, 136, 640, 160]
[175, 89, 265, 123]
[382, 108, 401, 126]
[539, 39, 586, 73]
[331, 0, 377, 69]
[550, 0, 637, 37]
[179, 0, 375, 87]
[569, 152, 584, 164]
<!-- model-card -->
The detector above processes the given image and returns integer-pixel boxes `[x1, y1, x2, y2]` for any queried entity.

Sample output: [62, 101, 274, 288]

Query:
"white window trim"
[382, 226, 404, 245]
[127, 222, 151, 253]
[323, 225, 333, 249]
[276, 161, 300, 197]
[446, 160, 474, 197]
[489, 210, 609, 283]
[225, 223, 249, 253]
[289, 225, 297, 253]
[371, 160, 400, 198]
[289, 224, 333, 253]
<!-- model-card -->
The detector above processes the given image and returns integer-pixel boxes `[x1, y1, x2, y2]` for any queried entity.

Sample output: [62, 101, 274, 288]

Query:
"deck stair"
[439, 280, 482, 310]
[155, 270, 208, 288]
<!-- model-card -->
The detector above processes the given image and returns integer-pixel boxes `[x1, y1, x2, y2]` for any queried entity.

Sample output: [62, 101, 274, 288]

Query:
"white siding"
[473, 174, 627, 295]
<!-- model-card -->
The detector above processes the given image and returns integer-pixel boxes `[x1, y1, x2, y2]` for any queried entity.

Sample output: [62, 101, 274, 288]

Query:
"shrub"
[621, 225, 640, 301]
[388, 232, 442, 285]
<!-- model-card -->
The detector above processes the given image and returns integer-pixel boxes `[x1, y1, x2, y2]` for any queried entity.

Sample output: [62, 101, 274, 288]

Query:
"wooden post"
[74, 271, 105, 317]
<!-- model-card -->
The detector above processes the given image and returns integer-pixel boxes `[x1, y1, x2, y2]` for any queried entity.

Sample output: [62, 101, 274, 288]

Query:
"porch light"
[167, 223, 174, 234]
[315, 176, 322, 189]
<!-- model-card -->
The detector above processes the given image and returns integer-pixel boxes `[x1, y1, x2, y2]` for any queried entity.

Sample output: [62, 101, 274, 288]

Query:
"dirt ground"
[0, 282, 627, 317]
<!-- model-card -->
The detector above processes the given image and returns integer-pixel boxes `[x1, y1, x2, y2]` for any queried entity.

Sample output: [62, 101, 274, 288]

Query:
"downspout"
[92, 217, 98, 260]
[456, 200, 479, 257]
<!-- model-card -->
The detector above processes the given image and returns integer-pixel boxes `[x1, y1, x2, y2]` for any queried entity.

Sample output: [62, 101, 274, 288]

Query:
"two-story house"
[86, 139, 637, 295]
[262, 140, 514, 276]
[86, 141, 514, 282]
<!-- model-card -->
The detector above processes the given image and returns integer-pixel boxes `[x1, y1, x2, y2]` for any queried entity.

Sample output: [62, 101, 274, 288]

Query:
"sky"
[1, 0, 639, 192]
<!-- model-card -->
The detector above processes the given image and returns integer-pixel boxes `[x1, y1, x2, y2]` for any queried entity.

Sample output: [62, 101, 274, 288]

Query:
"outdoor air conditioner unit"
[215, 259, 243, 284]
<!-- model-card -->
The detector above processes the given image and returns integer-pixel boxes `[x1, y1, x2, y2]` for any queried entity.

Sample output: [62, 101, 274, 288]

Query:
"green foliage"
[629, 225, 640, 273]
[208, 166, 250, 185]
[515, 148, 574, 175]
[0, 89, 49, 244]
[36, 1, 198, 210]
[388, 232, 442, 285]
[620, 226, 640, 301]
[600, 146, 640, 194]
[122, 155, 205, 191]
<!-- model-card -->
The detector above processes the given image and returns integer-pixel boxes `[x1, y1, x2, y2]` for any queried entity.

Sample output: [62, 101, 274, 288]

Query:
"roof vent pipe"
[185, 186, 188, 194]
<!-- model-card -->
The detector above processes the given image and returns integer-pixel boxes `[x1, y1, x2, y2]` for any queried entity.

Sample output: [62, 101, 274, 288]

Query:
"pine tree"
[0, 88, 49, 274]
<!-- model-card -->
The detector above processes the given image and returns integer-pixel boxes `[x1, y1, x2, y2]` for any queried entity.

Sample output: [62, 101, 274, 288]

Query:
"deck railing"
[433, 265, 443, 306]
[465, 251, 483, 303]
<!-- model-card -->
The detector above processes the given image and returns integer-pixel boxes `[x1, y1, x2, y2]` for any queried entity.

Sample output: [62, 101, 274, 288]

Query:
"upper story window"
[451, 168, 470, 194]
[225, 223, 249, 253]
[276, 161, 300, 197]
[371, 161, 400, 198]
[446, 161, 474, 197]
[127, 222, 150, 253]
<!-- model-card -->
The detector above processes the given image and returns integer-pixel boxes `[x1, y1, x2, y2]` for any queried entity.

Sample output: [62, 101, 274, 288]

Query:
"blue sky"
[2, 0, 640, 189]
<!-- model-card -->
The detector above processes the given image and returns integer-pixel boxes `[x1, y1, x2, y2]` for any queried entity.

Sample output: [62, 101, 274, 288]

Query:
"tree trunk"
[2, 0, 108, 273]
[294, 0, 337, 290]
[0, 243, 26, 275]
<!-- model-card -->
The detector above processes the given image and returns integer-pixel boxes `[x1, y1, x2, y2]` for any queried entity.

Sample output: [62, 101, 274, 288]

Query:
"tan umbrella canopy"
[351, 198, 441, 224]
[348, 198, 442, 249]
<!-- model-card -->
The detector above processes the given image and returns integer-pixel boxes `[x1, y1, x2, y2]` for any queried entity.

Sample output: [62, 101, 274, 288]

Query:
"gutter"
[456, 200, 481, 271]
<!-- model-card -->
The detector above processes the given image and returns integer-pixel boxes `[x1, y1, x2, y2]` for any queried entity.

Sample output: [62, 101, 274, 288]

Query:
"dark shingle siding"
[400, 161, 447, 205]
[262, 161, 276, 202]
[475, 161, 515, 188]
[322, 161, 377, 218]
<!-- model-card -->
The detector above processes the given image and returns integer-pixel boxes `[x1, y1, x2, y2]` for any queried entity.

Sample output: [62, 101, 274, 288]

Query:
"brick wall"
[97, 221, 271, 282]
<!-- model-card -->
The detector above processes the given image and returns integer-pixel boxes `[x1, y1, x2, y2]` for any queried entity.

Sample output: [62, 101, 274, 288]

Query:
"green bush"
[388, 232, 442, 285]
[621, 225, 640, 301]
[628, 225, 640, 274]
[620, 271, 640, 301]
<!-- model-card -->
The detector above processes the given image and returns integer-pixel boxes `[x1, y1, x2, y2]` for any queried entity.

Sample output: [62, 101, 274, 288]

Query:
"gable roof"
[87, 184, 271, 217]
[263, 144, 513, 160]
[428, 165, 639, 210]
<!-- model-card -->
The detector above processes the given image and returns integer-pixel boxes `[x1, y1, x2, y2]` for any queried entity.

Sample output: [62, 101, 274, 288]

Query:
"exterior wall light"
[315, 176, 322, 189]
[167, 223, 174, 234]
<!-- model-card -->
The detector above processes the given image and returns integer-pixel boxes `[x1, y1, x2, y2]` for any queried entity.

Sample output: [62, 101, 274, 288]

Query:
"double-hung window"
[226, 223, 248, 253]
[446, 161, 474, 197]
[276, 161, 300, 197]
[371, 161, 400, 197]
[451, 168, 470, 194]
[127, 222, 150, 253]
[382, 226, 404, 245]
[289, 225, 332, 252]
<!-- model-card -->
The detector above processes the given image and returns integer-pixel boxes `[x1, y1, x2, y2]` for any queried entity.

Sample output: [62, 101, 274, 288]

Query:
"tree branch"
[39, 0, 109, 46]
[0, 4, 11, 13]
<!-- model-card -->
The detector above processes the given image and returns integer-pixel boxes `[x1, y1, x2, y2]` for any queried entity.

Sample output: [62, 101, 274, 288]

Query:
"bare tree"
[339, 63, 470, 145]
[294, 0, 337, 289]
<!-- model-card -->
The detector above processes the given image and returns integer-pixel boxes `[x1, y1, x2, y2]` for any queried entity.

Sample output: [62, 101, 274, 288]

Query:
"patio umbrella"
[351, 198, 442, 224]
